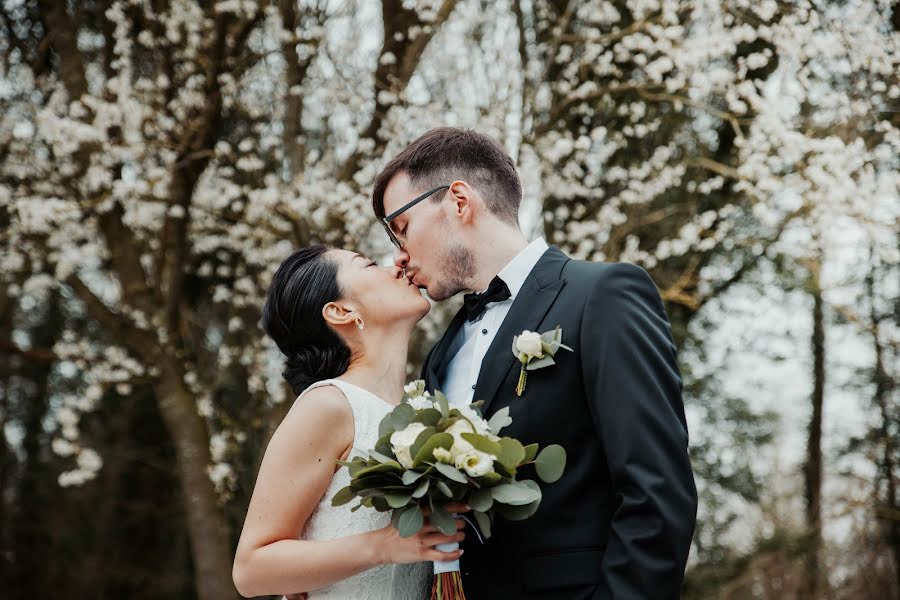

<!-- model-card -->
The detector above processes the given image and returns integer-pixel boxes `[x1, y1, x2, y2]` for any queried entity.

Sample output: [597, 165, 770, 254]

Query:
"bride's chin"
[413, 297, 431, 319]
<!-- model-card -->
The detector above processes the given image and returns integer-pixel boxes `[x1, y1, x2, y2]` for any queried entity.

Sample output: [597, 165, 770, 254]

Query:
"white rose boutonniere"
[511, 325, 573, 396]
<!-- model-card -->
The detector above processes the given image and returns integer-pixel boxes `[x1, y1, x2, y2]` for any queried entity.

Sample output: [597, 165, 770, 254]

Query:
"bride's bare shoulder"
[275, 384, 354, 445]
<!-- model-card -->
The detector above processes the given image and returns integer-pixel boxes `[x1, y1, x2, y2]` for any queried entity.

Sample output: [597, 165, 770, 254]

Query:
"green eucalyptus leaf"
[391, 403, 417, 431]
[356, 486, 408, 498]
[461, 432, 502, 456]
[490, 481, 542, 506]
[494, 480, 541, 520]
[487, 406, 512, 435]
[535, 444, 566, 483]
[433, 461, 469, 484]
[478, 472, 504, 486]
[410, 427, 437, 459]
[378, 413, 395, 439]
[522, 443, 539, 463]
[412, 433, 454, 467]
[435, 480, 453, 498]
[436, 392, 450, 418]
[497, 438, 526, 469]
[369, 450, 394, 464]
[412, 477, 430, 499]
[468, 487, 493, 512]
[396, 505, 424, 537]
[331, 485, 355, 507]
[347, 457, 369, 477]
[385, 492, 413, 509]
[492, 460, 517, 478]
[374, 434, 394, 458]
[353, 461, 404, 478]
[473, 510, 492, 539]
[401, 469, 428, 485]
[525, 355, 555, 371]
[418, 408, 443, 427]
[429, 504, 457, 536]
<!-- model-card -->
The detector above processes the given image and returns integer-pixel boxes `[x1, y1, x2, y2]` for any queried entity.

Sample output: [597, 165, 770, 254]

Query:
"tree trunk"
[0, 281, 14, 590]
[867, 243, 900, 595]
[11, 290, 62, 597]
[803, 259, 825, 597]
[155, 360, 237, 600]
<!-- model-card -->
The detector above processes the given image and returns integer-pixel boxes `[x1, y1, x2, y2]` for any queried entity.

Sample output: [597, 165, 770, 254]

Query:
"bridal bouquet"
[331, 380, 566, 600]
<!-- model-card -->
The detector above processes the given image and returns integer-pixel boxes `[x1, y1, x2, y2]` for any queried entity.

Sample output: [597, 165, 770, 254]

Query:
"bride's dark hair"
[261, 245, 351, 395]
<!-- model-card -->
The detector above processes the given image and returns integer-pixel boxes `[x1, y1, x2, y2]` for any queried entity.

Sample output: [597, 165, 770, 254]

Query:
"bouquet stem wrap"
[432, 541, 460, 575]
[430, 542, 466, 599]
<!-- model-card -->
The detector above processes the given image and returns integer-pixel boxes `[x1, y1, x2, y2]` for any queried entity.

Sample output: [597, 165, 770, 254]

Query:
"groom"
[372, 128, 697, 599]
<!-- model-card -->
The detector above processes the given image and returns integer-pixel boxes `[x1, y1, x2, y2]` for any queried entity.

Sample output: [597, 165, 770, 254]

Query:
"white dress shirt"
[440, 237, 550, 407]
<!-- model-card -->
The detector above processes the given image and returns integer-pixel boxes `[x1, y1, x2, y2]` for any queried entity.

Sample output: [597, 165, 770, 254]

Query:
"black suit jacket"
[421, 247, 697, 599]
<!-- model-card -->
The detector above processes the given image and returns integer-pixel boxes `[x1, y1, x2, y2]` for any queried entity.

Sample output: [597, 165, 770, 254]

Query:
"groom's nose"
[393, 247, 409, 269]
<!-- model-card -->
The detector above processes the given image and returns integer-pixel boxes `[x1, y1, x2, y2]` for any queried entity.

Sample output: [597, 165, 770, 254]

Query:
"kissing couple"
[233, 128, 697, 600]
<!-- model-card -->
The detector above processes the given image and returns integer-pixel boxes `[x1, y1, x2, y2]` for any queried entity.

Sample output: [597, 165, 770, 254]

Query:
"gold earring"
[355, 316, 364, 330]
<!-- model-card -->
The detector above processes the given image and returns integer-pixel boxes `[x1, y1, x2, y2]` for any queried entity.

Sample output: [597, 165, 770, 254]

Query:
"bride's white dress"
[284, 379, 430, 600]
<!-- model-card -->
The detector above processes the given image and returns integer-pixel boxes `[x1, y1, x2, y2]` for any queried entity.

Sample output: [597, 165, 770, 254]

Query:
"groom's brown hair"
[372, 128, 522, 225]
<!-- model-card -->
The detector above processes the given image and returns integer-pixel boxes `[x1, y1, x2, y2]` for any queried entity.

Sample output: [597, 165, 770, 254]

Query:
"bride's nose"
[392, 266, 405, 279]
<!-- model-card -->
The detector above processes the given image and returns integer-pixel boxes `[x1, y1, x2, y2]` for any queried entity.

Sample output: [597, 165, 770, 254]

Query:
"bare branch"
[0, 339, 57, 363]
[36, 0, 86, 99]
[337, 0, 458, 182]
[64, 274, 158, 363]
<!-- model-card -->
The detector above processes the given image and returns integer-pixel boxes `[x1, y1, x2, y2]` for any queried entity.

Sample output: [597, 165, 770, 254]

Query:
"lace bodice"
[286, 379, 430, 600]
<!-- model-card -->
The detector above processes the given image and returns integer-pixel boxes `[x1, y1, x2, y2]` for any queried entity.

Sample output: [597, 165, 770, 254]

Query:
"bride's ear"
[322, 301, 357, 328]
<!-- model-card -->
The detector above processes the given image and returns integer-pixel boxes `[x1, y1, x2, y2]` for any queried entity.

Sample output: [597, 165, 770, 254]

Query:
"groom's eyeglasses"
[381, 185, 450, 250]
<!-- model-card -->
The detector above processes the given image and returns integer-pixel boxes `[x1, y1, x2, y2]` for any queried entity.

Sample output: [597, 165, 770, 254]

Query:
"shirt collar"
[495, 237, 549, 299]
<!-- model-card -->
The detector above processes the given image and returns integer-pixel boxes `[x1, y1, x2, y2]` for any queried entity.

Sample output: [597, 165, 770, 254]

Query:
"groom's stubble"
[426, 212, 476, 301]
[428, 241, 475, 301]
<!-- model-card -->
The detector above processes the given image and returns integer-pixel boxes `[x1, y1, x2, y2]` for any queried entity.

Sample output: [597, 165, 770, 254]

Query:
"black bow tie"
[463, 276, 511, 322]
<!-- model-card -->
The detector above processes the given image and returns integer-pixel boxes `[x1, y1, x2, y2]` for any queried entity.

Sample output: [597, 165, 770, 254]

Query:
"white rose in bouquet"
[455, 449, 496, 477]
[390, 422, 427, 469]
[515, 330, 544, 358]
[444, 419, 475, 459]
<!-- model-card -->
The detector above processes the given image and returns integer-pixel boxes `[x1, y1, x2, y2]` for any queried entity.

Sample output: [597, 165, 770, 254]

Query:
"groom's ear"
[448, 180, 476, 225]
[322, 301, 355, 328]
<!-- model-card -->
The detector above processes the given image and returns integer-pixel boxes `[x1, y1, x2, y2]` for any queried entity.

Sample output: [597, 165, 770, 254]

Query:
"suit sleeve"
[579, 262, 697, 599]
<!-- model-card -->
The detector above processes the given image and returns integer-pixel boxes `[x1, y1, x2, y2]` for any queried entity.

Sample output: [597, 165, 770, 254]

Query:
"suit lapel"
[473, 247, 569, 416]
[424, 306, 468, 392]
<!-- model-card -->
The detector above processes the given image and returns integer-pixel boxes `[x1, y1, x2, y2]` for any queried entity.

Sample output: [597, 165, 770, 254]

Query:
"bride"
[232, 245, 466, 599]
